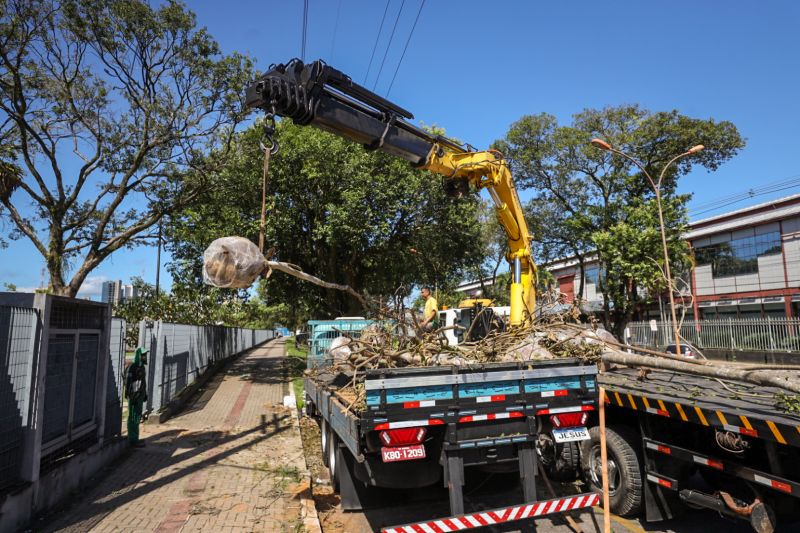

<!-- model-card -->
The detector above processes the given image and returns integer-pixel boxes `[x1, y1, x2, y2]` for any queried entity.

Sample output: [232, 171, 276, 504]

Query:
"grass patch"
[285, 337, 308, 410]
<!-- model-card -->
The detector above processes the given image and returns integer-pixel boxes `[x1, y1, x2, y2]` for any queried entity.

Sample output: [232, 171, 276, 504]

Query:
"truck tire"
[580, 425, 643, 516]
[320, 418, 329, 467]
[327, 425, 340, 492]
[546, 441, 581, 481]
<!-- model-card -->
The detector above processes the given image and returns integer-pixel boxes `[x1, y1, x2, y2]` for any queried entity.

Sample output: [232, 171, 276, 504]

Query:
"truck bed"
[599, 367, 800, 448]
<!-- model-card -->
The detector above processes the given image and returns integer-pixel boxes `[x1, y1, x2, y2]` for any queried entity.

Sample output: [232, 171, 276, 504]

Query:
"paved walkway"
[40, 338, 307, 533]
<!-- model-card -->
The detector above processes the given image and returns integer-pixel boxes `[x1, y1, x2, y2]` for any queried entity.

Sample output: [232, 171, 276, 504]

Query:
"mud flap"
[338, 444, 386, 511]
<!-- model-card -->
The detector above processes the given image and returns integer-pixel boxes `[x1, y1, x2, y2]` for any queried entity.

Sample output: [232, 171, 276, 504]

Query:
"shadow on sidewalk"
[39, 412, 291, 533]
[37, 343, 294, 533]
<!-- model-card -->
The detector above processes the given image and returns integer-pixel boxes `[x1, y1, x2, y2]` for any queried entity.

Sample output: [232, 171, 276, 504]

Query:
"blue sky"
[3, 0, 800, 298]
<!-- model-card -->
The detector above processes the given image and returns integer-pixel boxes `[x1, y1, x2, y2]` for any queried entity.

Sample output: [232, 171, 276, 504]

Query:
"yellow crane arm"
[245, 59, 536, 325]
[423, 148, 535, 326]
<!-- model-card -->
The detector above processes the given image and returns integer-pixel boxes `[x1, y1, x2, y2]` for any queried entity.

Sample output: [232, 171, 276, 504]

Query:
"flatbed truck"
[304, 333, 600, 532]
[580, 367, 800, 532]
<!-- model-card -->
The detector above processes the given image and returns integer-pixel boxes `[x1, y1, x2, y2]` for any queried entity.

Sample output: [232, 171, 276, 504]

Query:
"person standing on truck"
[420, 286, 439, 332]
[125, 346, 148, 448]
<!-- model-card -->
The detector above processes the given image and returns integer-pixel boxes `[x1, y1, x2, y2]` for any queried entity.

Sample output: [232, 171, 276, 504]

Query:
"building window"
[584, 265, 603, 287]
[694, 231, 782, 277]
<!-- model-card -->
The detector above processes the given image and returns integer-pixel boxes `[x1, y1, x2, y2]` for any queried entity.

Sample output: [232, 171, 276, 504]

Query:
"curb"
[285, 367, 323, 533]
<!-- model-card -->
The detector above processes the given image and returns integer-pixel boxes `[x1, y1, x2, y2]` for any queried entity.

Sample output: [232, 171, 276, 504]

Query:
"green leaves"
[499, 105, 744, 333]
[167, 120, 485, 323]
[0, 0, 254, 295]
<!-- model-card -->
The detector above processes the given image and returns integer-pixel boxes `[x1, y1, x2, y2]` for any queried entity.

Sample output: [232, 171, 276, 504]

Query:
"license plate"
[552, 426, 590, 443]
[381, 444, 426, 463]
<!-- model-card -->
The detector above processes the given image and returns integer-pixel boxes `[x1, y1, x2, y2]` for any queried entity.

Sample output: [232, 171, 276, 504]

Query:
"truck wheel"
[546, 441, 581, 481]
[320, 418, 329, 467]
[580, 425, 643, 516]
[327, 426, 340, 492]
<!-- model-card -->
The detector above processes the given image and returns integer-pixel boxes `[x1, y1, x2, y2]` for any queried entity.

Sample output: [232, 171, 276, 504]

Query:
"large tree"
[167, 120, 485, 320]
[0, 0, 252, 296]
[496, 105, 745, 334]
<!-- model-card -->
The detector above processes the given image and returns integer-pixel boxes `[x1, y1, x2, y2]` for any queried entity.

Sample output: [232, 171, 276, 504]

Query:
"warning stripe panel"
[374, 419, 445, 430]
[604, 388, 800, 448]
[458, 411, 524, 423]
[381, 493, 600, 533]
[643, 437, 800, 497]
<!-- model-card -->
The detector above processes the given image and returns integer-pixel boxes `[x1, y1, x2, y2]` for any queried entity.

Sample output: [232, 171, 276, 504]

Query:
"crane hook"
[260, 106, 279, 155]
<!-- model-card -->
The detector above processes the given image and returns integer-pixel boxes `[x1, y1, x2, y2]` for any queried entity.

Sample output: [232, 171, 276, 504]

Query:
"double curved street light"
[590, 138, 704, 356]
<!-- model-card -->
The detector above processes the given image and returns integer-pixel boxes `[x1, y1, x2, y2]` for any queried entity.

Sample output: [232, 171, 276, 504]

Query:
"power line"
[386, 0, 425, 97]
[372, 0, 406, 92]
[301, 0, 309, 61]
[329, 0, 343, 61]
[689, 174, 800, 218]
[364, 0, 392, 85]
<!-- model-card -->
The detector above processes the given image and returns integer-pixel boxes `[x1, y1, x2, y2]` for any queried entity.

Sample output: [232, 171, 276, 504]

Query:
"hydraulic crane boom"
[245, 59, 536, 326]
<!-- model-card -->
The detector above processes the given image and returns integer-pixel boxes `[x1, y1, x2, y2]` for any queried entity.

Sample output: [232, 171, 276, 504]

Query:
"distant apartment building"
[544, 193, 800, 320]
[100, 280, 139, 305]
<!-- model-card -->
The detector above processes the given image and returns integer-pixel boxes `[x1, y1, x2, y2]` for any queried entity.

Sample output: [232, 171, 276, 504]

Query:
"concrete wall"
[0, 438, 127, 533]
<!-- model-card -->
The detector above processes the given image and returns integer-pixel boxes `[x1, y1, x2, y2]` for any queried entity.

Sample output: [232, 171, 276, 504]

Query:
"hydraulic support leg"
[445, 451, 465, 515]
[518, 443, 538, 502]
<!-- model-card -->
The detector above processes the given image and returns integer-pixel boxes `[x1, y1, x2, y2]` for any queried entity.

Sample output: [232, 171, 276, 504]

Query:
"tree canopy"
[497, 105, 745, 334]
[0, 0, 253, 296]
[167, 120, 486, 322]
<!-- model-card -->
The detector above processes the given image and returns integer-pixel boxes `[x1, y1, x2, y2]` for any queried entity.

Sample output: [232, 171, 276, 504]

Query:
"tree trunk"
[47, 226, 70, 296]
[601, 350, 800, 395]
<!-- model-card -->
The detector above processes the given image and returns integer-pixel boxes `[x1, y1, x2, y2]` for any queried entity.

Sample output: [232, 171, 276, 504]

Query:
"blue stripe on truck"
[365, 376, 594, 406]
[524, 378, 583, 393]
[459, 381, 521, 398]
[366, 384, 453, 406]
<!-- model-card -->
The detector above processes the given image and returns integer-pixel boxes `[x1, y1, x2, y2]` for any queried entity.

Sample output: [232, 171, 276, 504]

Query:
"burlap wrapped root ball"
[203, 236, 267, 289]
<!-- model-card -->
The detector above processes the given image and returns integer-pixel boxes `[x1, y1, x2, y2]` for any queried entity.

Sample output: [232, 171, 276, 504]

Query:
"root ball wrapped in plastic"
[203, 236, 266, 288]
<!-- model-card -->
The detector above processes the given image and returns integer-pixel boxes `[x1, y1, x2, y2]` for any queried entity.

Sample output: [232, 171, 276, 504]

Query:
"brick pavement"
[39, 338, 307, 533]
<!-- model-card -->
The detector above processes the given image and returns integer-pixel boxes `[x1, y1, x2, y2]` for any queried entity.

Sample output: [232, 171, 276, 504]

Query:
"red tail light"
[379, 427, 427, 447]
[550, 412, 588, 428]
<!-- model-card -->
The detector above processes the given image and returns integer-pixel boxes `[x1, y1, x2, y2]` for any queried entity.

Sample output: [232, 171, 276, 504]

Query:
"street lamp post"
[590, 139, 703, 356]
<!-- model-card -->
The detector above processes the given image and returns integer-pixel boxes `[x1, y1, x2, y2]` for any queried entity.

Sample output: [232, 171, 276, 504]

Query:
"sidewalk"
[39, 338, 307, 533]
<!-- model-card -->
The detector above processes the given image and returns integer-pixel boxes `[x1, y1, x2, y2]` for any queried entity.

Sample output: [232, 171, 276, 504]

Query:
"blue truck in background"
[303, 318, 600, 532]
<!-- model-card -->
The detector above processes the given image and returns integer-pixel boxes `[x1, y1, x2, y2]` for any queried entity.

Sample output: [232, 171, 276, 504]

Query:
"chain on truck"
[245, 59, 600, 532]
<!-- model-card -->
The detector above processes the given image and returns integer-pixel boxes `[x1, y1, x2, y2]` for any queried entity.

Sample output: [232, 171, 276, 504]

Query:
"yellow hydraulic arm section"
[245, 59, 536, 326]
[423, 148, 536, 326]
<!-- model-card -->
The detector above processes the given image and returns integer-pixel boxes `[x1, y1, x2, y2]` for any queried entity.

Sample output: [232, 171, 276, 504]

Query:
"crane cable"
[386, 0, 425, 97]
[301, 0, 309, 61]
[372, 0, 406, 91]
[364, 0, 392, 84]
[329, 0, 343, 62]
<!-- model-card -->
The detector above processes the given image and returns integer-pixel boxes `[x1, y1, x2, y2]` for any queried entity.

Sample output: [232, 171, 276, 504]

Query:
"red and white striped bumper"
[381, 492, 600, 533]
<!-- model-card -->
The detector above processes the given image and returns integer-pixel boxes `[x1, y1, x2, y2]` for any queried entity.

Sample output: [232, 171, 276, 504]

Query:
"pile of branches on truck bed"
[199, 236, 800, 414]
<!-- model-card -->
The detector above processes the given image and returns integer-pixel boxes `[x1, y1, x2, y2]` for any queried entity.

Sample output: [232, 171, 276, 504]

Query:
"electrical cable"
[364, 0, 392, 84]
[329, 0, 343, 62]
[301, 0, 309, 61]
[386, 0, 425, 97]
[372, 0, 406, 92]
[689, 174, 800, 218]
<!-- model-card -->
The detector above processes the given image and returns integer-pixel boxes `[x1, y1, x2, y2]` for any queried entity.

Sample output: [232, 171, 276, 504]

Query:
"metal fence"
[626, 318, 800, 353]
[0, 306, 39, 490]
[138, 322, 276, 412]
[105, 318, 126, 441]
[0, 293, 123, 491]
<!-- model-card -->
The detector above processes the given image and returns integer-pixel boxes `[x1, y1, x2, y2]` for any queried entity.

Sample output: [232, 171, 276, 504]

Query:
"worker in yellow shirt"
[420, 287, 439, 332]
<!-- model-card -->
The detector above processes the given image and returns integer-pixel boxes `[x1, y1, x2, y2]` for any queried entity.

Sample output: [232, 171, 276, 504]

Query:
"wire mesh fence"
[0, 306, 39, 490]
[626, 317, 800, 353]
[0, 293, 120, 489]
[139, 322, 276, 412]
[105, 318, 126, 441]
